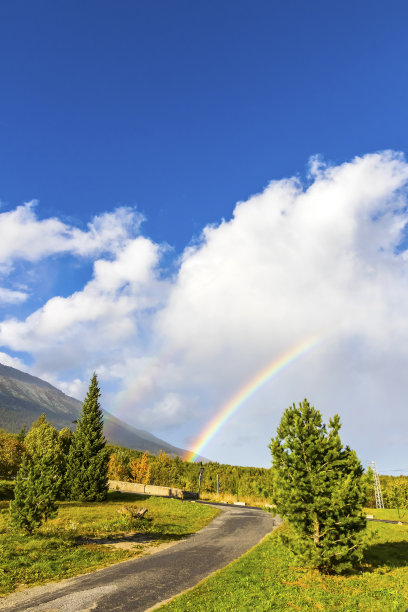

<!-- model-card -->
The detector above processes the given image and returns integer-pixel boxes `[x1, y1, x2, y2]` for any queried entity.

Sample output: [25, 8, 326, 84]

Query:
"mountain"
[0, 362, 192, 459]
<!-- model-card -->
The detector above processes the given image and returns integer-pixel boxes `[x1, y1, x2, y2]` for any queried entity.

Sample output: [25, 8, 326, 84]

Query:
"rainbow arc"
[185, 336, 321, 462]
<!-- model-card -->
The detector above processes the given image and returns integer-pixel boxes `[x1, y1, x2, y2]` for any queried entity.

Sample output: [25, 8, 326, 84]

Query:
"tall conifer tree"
[270, 399, 366, 573]
[66, 373, 109, 501]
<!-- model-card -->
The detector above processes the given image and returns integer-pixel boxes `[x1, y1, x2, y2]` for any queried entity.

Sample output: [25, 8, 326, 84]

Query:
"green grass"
[364, 507, 408, 521]
[0, 493, 218, 595]
[159, 520, 408, 611]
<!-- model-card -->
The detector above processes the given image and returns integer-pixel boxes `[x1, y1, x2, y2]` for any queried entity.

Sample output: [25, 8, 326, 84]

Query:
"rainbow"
[185, 336, 321, 462]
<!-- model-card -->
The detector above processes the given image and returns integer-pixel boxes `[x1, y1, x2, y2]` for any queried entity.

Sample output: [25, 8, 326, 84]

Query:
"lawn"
[0, 493, 219, 595]
[159, 518, 408, 611]
[364, 507, 408, 522]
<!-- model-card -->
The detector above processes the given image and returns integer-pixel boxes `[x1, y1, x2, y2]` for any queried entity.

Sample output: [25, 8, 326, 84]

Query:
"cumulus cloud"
[2, 151, 408, 470]
[152, 151, 408, 465]
[0, 236, 164, 371]
[157, 151, 408, 366]
[0, 201, 142, 271]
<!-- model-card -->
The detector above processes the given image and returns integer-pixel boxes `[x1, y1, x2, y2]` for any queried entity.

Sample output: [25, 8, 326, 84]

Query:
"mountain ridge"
[0, 362, 194, 459]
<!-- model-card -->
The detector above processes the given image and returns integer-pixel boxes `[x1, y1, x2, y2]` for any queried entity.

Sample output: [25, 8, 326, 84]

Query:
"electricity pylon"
[371, 461, 384, 509]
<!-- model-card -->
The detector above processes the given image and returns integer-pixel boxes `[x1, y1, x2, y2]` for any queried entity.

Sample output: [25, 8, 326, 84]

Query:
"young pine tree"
[25, 414, 64, 494]
[9, 451, 60, 534]
[66, 373, 109, 501]
[9, 415, 62, 533]
[269, 399, 366, 574]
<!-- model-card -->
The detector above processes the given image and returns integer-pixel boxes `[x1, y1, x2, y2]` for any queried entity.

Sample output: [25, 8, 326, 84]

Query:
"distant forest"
[107, 445, 274, 501]
[1, 424, 407, 509]
[107, 445, 408, 509]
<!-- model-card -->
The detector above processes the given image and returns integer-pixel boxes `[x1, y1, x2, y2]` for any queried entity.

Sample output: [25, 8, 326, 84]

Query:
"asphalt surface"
[0, 504, 281, 612]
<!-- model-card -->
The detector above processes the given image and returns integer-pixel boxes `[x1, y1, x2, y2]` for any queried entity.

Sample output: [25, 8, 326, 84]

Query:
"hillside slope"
[0, 363, 190, 458]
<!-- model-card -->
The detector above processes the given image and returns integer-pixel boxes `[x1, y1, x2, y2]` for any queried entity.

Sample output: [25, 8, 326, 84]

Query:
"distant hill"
[0, 362, 193, 459]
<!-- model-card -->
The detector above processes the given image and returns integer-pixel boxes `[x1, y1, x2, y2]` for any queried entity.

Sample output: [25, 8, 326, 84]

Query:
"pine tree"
[9, 415, 62, 533]
[269, 399, 366, 573]
[66, 373, 109, 501]
[9, 451, 59, 534]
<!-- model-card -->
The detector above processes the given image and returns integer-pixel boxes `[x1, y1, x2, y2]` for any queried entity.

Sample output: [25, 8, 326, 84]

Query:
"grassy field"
[0, 493, 218, 596]
[365, 507, 408, 522]
[159, 517, 408, 611]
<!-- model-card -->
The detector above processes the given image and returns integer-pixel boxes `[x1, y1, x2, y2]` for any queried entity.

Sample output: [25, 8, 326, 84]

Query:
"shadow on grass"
[363, 540, 408, 569]
[81, 531, 191, 545]
[107, 492, 152, 502]
[60, 494, 153, 508]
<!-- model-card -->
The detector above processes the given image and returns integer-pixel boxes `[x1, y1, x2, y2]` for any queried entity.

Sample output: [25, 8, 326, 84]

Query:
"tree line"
[106, 447, 274, 500]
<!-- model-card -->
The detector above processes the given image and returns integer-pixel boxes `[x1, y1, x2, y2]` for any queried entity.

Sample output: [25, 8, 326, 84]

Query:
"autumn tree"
[130, 451, 151, 484]
[0, 430, 24, 479]
[270, 399, 366, 573]
[107, 453, 129, 481]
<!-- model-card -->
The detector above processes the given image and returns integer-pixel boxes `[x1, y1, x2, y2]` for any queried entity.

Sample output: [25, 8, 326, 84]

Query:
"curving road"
[0, 503, 281, 612]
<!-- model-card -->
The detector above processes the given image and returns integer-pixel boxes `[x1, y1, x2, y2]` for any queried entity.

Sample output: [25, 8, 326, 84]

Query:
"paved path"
[0, 504, 280, 612]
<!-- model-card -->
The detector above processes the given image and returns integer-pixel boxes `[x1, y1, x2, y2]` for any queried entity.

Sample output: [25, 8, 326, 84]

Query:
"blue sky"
[2, 0, 407, 249]
[1, 1, 408, 471]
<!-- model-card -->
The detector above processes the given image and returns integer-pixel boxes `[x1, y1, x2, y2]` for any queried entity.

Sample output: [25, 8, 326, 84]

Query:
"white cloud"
[58, 378, 88, 401]
[2, 151, 408, 470]
[0, 201, 142, 271]
[157, 152, 408, 361]
[138, 392, 193, 429]
[150, 151, 408, 464]
[0, 231, 168, 401]
[0, 287, 28, 304]
[0, 351, 28, 370]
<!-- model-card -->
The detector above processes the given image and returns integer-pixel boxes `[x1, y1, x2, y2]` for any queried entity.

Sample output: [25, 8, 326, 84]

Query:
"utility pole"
[216, 473, 219, 495]
[371, 461, 385, 509]
[198, 467, 204, 499]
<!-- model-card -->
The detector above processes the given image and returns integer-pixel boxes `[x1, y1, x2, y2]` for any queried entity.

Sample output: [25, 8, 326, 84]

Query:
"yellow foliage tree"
[107, 453, 128, 481]
[0, 430, 24, 479]
[130, 452, 151, 484]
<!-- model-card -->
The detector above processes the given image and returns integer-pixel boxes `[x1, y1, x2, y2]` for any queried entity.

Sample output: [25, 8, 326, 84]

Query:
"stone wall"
[108, 480, 197, 499]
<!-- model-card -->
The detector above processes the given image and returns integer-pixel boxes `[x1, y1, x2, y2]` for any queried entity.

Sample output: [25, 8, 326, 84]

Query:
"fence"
[108, 480, 197, 499]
